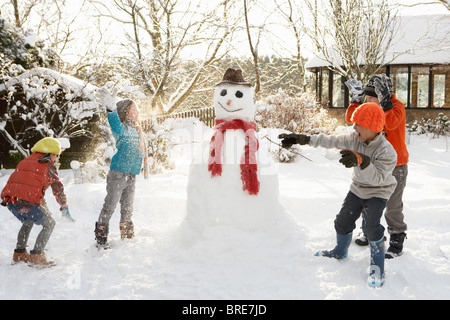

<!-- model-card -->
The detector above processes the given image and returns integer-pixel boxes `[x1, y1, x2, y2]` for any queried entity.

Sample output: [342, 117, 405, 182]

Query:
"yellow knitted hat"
[31, 137, 62, 155]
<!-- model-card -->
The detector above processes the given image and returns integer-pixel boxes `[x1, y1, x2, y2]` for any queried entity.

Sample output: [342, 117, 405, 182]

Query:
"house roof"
[305, 14, 450, 69]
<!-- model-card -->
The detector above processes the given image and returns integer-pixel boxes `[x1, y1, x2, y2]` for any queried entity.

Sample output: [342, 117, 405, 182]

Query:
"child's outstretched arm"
[48, 165, 74, 221]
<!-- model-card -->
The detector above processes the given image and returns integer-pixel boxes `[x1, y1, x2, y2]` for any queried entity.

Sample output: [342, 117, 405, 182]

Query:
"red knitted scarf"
[208, 119, 260, 195]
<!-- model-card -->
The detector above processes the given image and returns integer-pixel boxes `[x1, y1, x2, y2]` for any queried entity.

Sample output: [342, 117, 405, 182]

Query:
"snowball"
[57, 137, 71, 149]
[70, 160, 81, 169]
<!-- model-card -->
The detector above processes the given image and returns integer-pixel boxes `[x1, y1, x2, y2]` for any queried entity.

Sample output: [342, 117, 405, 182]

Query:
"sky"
[0, 0, 448, 64]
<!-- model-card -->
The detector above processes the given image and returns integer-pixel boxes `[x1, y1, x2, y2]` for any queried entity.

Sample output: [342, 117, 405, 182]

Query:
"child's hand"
[61, 207, 75, 222]
[374, 76, 394, 111]
[339, 149, 370, 169]
[278, 133, 310, 148]
[344, 79, 364, 104]
[95, 87, 118, 112]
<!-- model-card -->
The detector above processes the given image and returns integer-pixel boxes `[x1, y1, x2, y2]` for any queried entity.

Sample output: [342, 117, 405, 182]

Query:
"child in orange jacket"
[345, 74, 409, 258]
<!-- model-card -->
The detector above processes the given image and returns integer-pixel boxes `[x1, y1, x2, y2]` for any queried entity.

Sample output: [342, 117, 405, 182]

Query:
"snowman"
[185, 68, 284, 231]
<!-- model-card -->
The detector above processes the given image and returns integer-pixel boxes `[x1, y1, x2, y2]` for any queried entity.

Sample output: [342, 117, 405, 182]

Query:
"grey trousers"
[98, 170, 136, 226]
[16, 208, 55, 252]
[385, 164, 408, 235]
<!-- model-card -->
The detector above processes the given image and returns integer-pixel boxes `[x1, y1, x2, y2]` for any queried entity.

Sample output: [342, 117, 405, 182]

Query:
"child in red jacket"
[1, 137, 72, 267]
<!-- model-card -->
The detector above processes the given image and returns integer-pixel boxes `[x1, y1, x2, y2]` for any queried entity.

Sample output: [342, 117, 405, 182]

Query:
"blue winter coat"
[107, 111, 144, 175]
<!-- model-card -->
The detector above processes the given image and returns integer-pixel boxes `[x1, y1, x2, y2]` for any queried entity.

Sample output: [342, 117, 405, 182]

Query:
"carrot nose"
[227, 100, 231, 106]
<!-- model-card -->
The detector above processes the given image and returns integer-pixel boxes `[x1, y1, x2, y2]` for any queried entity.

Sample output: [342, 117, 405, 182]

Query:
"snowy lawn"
[0, 129, 449, 300]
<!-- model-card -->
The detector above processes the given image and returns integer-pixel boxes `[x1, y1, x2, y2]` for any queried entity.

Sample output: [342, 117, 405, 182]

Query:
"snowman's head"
[214, 68, 255, 121]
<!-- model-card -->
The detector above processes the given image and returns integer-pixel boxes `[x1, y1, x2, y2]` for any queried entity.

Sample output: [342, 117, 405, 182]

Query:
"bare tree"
[304, 0, 400, 82]
[8, 0, 38, 28]
[438, 0, 450, 10]
[89, 0, 238, 115]
[273, 0, 307, 91]
[395, 1, 450, 12]
[1, 0, 97, 71]
[243, 0, 261, 94]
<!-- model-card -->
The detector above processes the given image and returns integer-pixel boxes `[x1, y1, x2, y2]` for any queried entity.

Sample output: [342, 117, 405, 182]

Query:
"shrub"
[255, 89, 337, 135]
[255, 89, 338, 162]
[408, 113, 449, 138]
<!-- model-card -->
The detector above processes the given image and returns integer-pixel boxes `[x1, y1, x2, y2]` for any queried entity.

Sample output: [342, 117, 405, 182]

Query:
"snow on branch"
[0, 67, 101, 157]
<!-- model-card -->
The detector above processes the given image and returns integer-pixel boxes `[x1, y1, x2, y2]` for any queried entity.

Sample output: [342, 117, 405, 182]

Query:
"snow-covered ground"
[0, 121, 449, 300]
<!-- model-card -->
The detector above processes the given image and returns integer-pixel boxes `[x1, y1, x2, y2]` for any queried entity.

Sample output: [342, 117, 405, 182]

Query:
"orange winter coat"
[346, 94, 409, 166]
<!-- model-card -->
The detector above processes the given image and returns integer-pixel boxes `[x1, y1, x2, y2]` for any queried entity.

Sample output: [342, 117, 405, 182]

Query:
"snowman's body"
[186, 72, 284, 231]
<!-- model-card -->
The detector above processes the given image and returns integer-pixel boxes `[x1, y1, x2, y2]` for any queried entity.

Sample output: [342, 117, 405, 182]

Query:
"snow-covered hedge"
[0, 67, 102, 161]
[408, 113, 449, 138]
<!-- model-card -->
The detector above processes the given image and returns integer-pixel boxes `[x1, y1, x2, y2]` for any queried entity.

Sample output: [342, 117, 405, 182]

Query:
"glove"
[61, 207, 76, 222]
[339, 149, 370, 170]
[344, 79, 364, 104]
[278, 133, 310, 148]
[374, 76, 394, 111]
[95, 87, 118, 112]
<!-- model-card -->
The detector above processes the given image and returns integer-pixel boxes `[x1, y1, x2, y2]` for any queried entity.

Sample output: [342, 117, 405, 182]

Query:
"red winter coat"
[346, 94, 409, 166]
[1, 153, 59, 205]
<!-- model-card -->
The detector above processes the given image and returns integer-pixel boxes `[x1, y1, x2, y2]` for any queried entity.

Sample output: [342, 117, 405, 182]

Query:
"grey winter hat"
[116, 99, 133, 119]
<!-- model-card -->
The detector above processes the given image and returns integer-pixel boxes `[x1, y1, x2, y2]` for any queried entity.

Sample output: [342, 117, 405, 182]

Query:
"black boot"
[354, 233, 369, 246]
[385, 232, 407, 259]
[95, 222, 109, 249]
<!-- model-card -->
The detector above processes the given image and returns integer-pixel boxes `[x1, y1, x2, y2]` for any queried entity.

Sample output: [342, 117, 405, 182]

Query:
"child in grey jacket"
[279, 102, 397, 288]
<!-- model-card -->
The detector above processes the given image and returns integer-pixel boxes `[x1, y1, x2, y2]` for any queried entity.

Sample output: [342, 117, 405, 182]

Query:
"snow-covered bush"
[276, 144, 302, 163]
[255, 89, 337, 162]
[408, 113, 449, 138]
[0, 68, 101, 158]
[143, 118, 175, 174]
[407, 120, 427, 135]
[255, 89, 337, 135]
[0, 18, 57, 71]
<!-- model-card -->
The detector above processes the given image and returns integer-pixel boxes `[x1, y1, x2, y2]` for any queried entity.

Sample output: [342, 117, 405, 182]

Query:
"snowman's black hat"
[216, 68, 252, 87]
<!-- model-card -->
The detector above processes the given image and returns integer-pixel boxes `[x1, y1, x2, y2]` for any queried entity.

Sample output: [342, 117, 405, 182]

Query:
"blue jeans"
[335, 191, 387, 242]
[7, 202, 55, 251]
[7, 202, 49, 225]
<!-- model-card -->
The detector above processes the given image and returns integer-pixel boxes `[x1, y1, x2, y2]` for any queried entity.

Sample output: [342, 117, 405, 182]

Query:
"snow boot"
[28, 250, 56, 268]
[355, 233, 369, 246]
[315, 233, 352, 259]
[119, 221, 135, 240]
[95, 222, 110, 249]
[12, 249, 30, 264]
[368, 237, 385, 288]
[385, 232, 406, 259]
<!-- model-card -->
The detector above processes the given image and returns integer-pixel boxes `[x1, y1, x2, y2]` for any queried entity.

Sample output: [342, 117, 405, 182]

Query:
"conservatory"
[306, 14, 450, 123]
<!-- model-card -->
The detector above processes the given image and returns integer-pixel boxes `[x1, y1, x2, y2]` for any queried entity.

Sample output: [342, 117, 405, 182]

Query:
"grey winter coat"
[309, 132, 397, 200]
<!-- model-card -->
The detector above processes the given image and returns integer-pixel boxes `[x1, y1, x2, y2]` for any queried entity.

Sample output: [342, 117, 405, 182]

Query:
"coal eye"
[220, 89, 227, 96]
[235, 90, 243, 98]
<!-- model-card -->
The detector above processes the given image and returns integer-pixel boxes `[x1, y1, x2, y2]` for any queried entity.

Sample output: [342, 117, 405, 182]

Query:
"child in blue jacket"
[94, 88, 149, 248]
